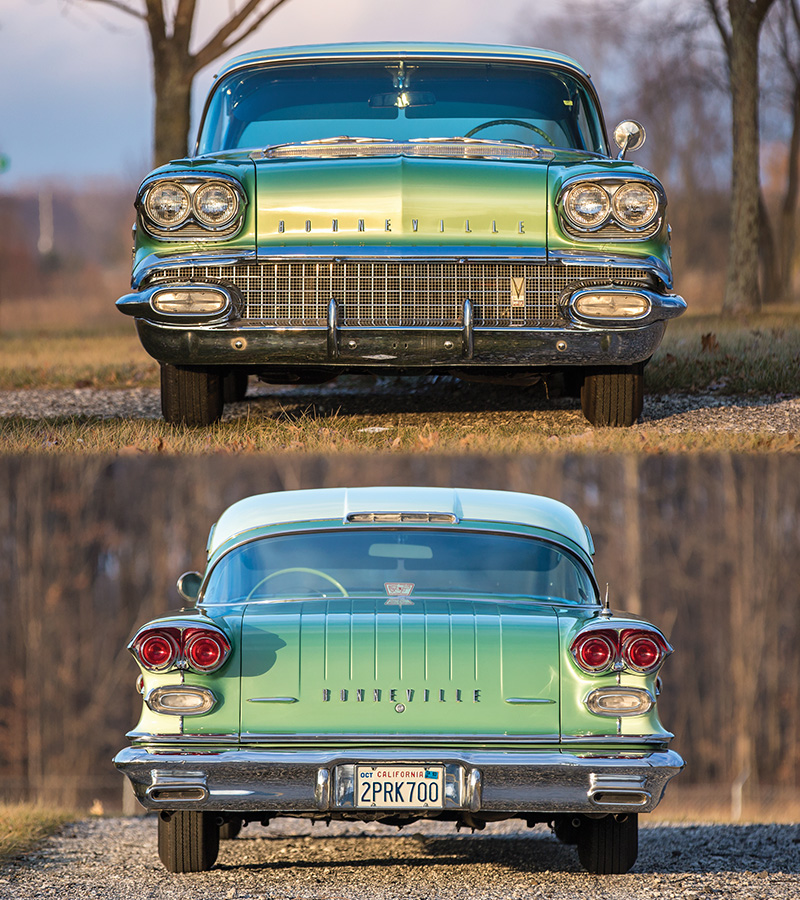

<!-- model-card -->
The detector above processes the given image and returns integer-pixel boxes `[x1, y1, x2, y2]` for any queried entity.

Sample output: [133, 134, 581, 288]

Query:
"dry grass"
[0, 803, 75, 862]
[2, 414, 800, 455]
[647, 308, 800, 396]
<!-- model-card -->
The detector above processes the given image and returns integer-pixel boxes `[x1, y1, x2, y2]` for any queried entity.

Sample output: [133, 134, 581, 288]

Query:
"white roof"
[208, 487, 592, 557]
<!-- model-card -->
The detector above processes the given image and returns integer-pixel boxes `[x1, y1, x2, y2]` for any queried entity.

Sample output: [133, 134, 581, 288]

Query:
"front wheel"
[158, 810, 219, 873]
[576, 813, 638, 874]
[160, 364, 224, 426]
[580, 364, 644, 427]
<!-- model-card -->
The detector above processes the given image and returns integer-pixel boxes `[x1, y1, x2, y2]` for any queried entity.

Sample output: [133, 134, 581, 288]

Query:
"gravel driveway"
[2, 383, 800, 433]
[2, 816, 798, 899]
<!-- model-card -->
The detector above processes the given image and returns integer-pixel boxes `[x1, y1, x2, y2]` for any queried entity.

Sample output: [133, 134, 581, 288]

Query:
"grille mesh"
[149, 262, 649, 327]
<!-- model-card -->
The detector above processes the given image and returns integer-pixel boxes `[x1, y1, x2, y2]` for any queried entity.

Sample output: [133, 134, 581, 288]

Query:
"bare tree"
[706, 0, 779, 313]
[70, 0, 296, 167]
[764, 0, 800, 302]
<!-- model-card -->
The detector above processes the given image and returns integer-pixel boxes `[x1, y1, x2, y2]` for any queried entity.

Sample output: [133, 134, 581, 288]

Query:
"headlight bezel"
[138, 173, 246, 240]
[559, 175, 665, 239]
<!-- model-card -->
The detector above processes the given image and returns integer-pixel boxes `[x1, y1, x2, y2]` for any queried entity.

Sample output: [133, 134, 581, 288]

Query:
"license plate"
[355, 765, 444, 808]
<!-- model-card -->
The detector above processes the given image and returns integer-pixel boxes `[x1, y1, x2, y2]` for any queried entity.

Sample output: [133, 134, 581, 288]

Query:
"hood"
[254, 155, 549, 249]
[239, 597, 561, 737]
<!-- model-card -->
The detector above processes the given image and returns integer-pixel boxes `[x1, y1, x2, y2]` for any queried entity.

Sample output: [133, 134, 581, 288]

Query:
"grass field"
[0, 804, 75, 863]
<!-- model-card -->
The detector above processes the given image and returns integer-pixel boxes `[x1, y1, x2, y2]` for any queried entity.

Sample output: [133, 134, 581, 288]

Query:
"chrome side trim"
[246, 697, 298, 703]
[505, 698, 556, 705]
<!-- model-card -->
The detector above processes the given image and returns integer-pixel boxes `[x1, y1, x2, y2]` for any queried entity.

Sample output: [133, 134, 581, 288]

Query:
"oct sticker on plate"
[356, 766, 444, 808]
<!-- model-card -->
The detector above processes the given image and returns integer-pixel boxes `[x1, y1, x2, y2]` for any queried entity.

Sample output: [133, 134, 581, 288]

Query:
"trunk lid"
[239, 598, 561, 737]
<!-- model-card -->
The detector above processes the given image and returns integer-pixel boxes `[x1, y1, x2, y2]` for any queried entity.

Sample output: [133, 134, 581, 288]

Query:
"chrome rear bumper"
[114, 745, 684, 815]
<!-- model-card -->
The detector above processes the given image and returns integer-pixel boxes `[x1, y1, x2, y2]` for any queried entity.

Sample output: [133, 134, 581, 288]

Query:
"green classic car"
[116, 43, 685, 427]
[114, 487, 683, 874]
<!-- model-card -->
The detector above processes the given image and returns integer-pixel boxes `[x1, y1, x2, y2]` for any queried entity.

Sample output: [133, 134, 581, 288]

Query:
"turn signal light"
[130, 624, 231, 674]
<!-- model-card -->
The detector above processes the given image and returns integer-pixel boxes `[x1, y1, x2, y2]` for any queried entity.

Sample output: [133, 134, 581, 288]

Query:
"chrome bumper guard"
[115, 746, 684, 815]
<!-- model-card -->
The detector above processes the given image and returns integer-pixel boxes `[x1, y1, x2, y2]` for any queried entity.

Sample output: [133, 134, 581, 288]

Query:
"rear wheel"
[576, 813, 638, 874]
[157, 811, 220, 873]
[580, 364, 644, 427]
[160, 364, 223, 426]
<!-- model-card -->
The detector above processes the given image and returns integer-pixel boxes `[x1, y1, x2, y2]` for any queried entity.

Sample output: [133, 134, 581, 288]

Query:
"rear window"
[203, 529, 596, 606]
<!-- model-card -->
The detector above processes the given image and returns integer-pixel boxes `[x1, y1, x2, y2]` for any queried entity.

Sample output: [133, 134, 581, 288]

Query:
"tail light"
[130, 623, 231, 674]
[136, 631, 179, 671]
[571, 632, 616, 673]
[570, 626, 671, 675]
[184, 630, 231, 672]
[621, 631, 670, 674]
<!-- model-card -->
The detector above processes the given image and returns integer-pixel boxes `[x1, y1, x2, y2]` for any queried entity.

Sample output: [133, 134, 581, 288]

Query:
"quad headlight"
[612, 182, 659, 228]
[193, 182, 239, 227]
[564, 183, 611, 228]
[145, 182, 191, 227]
[560, 179, 663, 235]
[139, 176, 245, 237]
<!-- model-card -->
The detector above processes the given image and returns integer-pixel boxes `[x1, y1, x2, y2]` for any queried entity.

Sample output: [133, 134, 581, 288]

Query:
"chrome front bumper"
[127, 317, 675, 369]
[114, 745, 684, 815]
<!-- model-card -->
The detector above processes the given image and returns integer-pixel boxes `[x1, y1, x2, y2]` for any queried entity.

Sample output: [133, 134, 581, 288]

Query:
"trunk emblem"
[384, 582, 415, 605]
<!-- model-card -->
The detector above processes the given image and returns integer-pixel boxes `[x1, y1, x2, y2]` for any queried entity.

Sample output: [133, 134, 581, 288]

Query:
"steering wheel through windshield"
[244, 567, 349, 602]
[465, 119, 556, 147]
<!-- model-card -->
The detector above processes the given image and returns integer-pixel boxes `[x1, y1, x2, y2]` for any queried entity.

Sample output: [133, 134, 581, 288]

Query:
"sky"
[1, 0, 560, 188]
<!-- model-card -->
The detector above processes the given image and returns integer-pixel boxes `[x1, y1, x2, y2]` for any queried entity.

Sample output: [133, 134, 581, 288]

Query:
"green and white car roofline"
[206, 487, 594, 559]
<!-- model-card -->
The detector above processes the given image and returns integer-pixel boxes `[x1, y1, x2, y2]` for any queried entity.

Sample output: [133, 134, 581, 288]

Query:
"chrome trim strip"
[246, 697, 299, 703]
[505, 698, 556, 705]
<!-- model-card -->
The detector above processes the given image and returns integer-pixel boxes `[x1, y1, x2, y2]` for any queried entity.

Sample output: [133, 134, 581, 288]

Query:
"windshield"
[202, 529, 597, 606]
[197, 60, 606, 155]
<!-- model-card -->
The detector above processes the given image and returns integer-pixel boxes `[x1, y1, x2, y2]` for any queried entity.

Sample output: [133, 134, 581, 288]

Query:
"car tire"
[160, 364, 224, 426]
[576, 813, 638, 874]
[219, 816, 243, 840]
[157, 811, 220, 873]
[580, 364, 644, 427]
[222, 370, 249, 404]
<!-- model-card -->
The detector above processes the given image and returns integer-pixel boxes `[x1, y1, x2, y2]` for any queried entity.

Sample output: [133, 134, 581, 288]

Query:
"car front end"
[117, 44, 684, 427]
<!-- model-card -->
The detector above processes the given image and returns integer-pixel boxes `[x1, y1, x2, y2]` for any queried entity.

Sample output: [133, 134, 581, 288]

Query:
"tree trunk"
[723, 3, 765, 314]
[777, 82, 800, 304]
[151, 46, 194, 167]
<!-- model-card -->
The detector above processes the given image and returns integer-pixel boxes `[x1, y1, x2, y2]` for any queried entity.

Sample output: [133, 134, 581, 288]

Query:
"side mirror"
[177, 571, 203, 605]
[613, 120, 646, 159]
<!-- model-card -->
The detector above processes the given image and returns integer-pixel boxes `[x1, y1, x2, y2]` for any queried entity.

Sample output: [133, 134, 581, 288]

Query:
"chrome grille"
[149, 262, 649, 327]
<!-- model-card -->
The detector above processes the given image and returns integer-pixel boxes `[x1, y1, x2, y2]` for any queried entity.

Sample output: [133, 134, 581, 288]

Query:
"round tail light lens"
[571, 632, 616, 673]
[624, 635, 662, 673]
[138, 633, 178, 671]
[185, 631, 230, 673]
